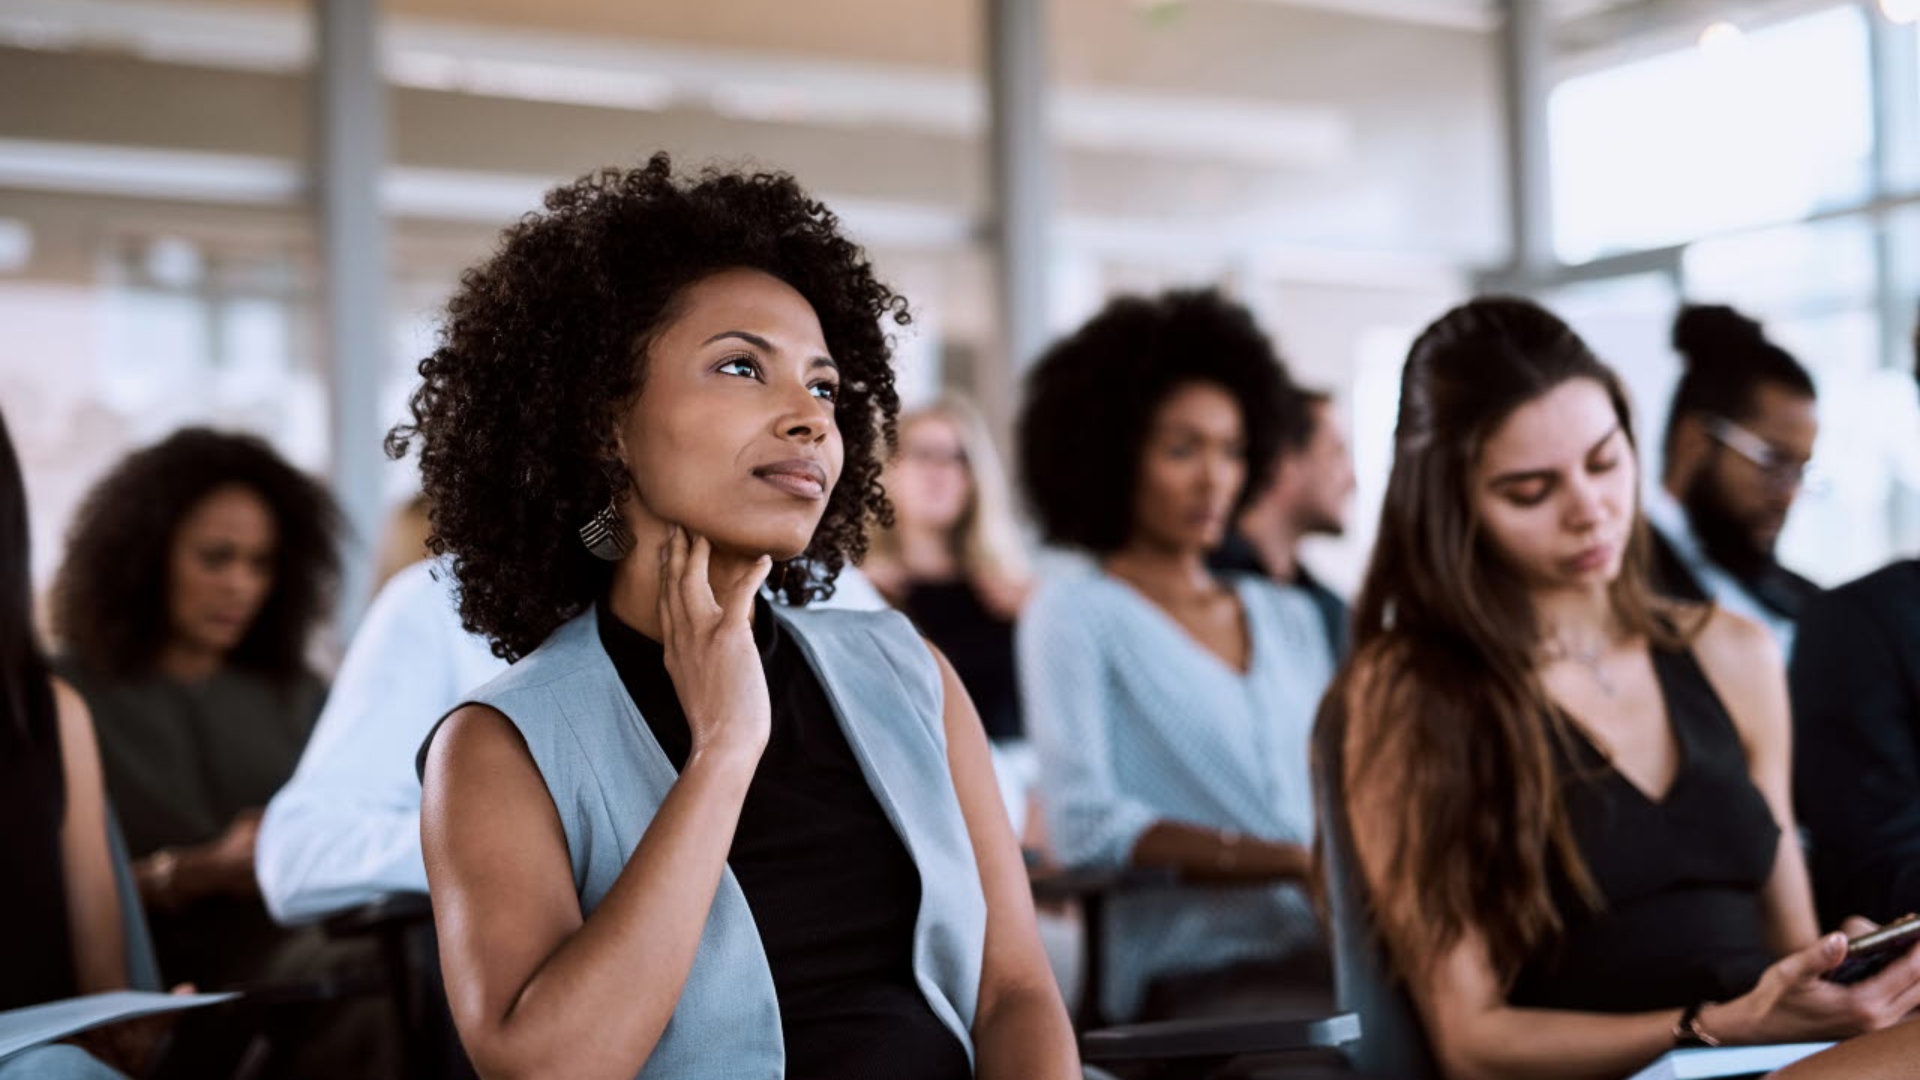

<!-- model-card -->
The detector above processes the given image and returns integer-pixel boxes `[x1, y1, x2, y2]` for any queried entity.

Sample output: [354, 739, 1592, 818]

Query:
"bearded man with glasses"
[1648, 304, 1822, 655]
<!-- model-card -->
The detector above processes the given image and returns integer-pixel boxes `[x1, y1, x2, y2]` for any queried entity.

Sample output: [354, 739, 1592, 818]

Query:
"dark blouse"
[897, 579, 1023, 742]
[58, 661, 323, 859]
[0, 715, 76, 1010]
[1509, 646, 1781, 1012]
[595, 599, 971, 1080]
[58, 660, 324, 986]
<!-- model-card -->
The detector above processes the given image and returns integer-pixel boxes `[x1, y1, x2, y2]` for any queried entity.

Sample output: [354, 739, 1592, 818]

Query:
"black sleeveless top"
[596, 600, 971, 1080]
[897, 579, 1023, 742]
[1508, 646, 1781, 1012]
[0, 715, 78, 1010]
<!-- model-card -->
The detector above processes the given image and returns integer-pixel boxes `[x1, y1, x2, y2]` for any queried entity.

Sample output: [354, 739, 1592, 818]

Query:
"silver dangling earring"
[578, 497, 634, 561]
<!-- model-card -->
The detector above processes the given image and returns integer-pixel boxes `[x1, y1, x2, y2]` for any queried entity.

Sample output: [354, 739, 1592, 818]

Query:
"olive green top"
[58, 659, 324, 859]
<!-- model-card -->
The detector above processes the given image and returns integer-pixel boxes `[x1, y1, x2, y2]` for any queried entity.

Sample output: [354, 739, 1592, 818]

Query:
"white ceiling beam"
[1244, 0, 1498, 32]
[0, 136, 1466, 285]
[0, 0, 1353, 168]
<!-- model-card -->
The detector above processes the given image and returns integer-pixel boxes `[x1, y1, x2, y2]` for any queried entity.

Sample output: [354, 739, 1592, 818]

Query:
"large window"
[1541, 3, 1920, 584]
[1550, 5, 1873, 264]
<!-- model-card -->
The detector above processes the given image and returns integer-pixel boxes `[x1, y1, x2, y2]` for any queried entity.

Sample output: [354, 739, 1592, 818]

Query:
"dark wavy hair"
[385, 153, 908, 661]
[1, 408, 55, 750]
[1334, 296, 1690, 986]
[1662, 303, 1816, 464]
[1016, 288, 1291, 553]
[52, 427, 342, 683]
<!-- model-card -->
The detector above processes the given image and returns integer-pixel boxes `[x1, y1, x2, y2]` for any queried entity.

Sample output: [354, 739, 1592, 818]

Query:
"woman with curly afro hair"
[51, 427, 340, 993]
[1014, 289, 1337, 1022]
[392, 154, 1074, 1080]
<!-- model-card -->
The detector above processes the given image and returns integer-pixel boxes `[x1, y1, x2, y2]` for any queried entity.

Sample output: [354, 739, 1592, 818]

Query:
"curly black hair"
[1017, 288, 1291, 553]
[386, 153, 908, 661]
[52, 427, 342, 683]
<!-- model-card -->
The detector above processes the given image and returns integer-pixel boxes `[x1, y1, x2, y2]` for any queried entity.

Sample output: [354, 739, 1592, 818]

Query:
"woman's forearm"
[1128, 820, 1309, 883]
[1438, 1005, 1683, 1080]
[972, 983, 1080, 1080]
[466, 747, 757, 1080]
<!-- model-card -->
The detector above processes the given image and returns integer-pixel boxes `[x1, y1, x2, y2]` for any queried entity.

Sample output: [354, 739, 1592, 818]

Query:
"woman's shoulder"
[418, 700, 543, 807]
[1681, 605, 1785, 748]
[490, 608, 602, 684]
[1024, 567, 1131, 620]
[1687, 603, 1780, 676]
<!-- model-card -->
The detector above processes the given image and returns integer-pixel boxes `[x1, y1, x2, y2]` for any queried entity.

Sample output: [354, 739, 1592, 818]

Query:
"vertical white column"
[1870, 8, 1920, 373]
[1501, 0, 1555, 282]
[314, 0, 390, 635]
[985, 0, 1055, 435]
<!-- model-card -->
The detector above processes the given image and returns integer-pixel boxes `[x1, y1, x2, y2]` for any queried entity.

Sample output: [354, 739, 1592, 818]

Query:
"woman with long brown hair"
[1334, 296, 1920, 1079]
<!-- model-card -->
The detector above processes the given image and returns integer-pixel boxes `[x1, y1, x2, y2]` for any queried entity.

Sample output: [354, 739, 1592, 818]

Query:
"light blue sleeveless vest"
[423, 604, 986, 1079]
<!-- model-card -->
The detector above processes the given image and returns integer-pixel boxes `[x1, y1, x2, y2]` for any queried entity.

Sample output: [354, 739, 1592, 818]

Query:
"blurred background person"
[46, 427, 391, 1080]
[1212, 384, 1357, 662]
[0, 405, 138, 1080]
[1650, 304, 1822, 654]
[256, 547, 504, 925]
[51, 427, 340, 988]
[865, 396, 1036, 831]
[1790, 324, 1920, 929]
[1017, 288, 1335, 1023]
[1334, 296, 1920, 1080]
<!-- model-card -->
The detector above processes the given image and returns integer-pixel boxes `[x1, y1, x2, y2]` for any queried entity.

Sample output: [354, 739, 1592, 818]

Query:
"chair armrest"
[322, 891, 435, 939]
[1081, 1012, 1361, 1063]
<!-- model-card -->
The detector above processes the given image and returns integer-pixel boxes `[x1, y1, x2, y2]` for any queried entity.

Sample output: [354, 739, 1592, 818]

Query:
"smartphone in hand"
[1823, 913, 1920, 985]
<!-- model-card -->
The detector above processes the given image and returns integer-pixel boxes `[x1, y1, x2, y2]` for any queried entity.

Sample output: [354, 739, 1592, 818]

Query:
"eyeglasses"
[1703, 415, 1824, 494]
[898, 445, 969, 469]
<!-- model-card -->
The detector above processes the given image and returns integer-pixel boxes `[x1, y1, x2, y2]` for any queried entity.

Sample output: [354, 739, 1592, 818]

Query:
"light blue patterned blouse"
[1018, 567, 1335, 1020]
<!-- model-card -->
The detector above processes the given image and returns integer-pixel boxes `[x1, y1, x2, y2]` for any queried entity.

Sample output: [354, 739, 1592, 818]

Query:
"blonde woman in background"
[867, 397, 1038, 832]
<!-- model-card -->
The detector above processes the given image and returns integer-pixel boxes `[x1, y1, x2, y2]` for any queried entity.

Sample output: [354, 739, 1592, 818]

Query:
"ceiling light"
[1697, 20, 1745, 56]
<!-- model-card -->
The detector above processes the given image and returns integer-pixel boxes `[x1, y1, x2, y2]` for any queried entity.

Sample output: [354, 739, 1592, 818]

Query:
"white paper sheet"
[0, 991, 238, 1062]
[1627, 1042, 1835, 1080]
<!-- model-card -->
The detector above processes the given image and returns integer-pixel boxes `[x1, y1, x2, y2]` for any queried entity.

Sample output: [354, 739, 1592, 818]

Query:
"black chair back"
[1311, 696, 1443, 1080]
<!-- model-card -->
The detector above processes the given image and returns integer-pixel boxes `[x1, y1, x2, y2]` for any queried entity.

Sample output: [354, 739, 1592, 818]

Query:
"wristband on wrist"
[1215, 828, 1243, 873]
[146, 848, 180, 907]
[1672, 1001, 1723, 1048]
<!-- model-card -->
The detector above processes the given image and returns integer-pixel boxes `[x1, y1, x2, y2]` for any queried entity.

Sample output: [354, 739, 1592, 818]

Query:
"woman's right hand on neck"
[657, 525, 775, 768]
